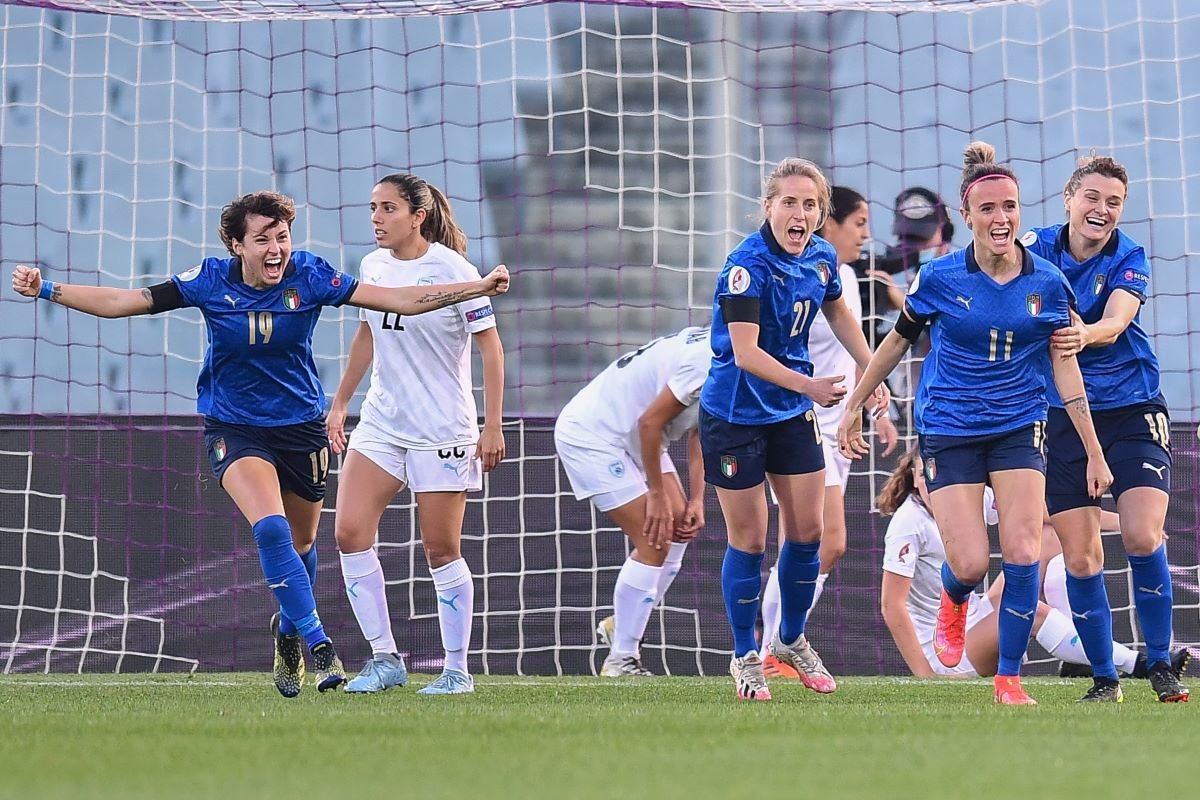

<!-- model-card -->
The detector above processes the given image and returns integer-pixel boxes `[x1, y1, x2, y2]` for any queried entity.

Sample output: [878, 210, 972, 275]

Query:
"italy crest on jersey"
[1026, 293, 1042, 316]
[924, 457, 936, 482]
[816, 261, 830, 285]
[1093, 274, 1105, 295]
[213, 438, 227, 462]
[283, 288, 300, 310]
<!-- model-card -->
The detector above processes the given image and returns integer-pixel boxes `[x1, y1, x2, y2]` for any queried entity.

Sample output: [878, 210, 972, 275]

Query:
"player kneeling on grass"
[839, 142, 1113, 706]
[10, 190, 509, 697]
[878, 450, 1185, 687]
[555, 326, 710, 677]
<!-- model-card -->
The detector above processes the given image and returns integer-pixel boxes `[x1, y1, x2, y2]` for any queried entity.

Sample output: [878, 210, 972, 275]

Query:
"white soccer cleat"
[596, 615, 615, 648]
[600, 653, 654, 677]
[729, 651, 771, 701]
[770, 633, 837, 694]
[416, 668, 475, 695]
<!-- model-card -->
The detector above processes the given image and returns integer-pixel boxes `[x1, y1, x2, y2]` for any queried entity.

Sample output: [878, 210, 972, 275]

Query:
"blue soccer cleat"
[345, 653, 409, 694]
[416, 668, 475, 695]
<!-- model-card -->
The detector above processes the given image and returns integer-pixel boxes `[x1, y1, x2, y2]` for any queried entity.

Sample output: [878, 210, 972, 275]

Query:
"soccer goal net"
[2, 0, 1198, 675]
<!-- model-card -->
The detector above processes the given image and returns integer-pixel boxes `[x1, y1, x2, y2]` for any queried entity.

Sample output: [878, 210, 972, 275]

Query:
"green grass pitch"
[0, 673, 1193, 799]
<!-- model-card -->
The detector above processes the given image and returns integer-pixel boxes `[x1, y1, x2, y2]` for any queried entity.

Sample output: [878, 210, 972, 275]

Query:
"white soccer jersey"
[356, 243, 497, 449]
[808, 263, 862, 438]
[556, 326, 712, 463]
[881, 489, 998, 647]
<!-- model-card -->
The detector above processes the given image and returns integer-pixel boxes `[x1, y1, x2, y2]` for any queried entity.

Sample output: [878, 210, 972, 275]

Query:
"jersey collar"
[228, 255, 297, 285]
[965, 241, 1034, 275]
[759, 221, 786, 256]
[1055, 223, 1120, 260]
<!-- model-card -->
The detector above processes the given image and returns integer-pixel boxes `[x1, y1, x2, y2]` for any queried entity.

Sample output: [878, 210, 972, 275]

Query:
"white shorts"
[921, 593, 994, 678]
[555, 429, 676, 513]
[347, 423, 482, 493]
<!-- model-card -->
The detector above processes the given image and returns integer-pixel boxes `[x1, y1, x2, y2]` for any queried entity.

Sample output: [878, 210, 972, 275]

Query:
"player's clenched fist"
[481, 265, 510, 296]
[11, 265, 44, 298]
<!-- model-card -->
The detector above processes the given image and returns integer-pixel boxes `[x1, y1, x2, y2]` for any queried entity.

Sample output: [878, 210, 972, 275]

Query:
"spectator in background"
[857, 187, 955, 417]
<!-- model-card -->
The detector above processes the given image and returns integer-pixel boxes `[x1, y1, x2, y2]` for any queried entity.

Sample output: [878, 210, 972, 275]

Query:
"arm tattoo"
[1063, 393, 1090, 417]
[141, 288, 153, 309]
[416, 288, 472, 307]
[49, 284, 63, 303]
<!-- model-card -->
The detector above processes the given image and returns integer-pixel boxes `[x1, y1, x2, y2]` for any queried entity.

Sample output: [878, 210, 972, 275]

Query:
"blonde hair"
[763, 158, 833, 229]
[958, 141, 1018, 210]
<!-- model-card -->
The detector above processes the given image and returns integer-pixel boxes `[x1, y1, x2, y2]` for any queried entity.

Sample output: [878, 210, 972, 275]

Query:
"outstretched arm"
[12, 265, 153, 318]
[349, 265, 509, 316]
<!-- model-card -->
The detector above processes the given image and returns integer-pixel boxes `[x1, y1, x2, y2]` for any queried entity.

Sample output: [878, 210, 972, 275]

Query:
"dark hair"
[1064, 152, 1129, 199]
[218, 191, 297, 255]
[877, 448, 921, 516]
[763, 158, 833, 229]
[819, 186, 867, 234]
[958, 141, 1018, 211]
[376, 173, 468, 256]
[893, 186, 955, 244]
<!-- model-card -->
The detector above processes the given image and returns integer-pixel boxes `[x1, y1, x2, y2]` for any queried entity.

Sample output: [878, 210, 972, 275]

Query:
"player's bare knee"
[1121, 524, 1163, 557]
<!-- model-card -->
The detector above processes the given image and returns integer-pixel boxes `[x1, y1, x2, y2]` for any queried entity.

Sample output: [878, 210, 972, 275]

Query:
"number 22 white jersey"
[356, 243, 497, 449]
[556, 326, 712, 461]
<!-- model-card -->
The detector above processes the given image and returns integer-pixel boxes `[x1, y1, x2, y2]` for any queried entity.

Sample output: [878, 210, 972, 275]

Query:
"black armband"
[146, 280, 185, 314]
[719, 295, 760, 325]
[893, 307, 928, 343]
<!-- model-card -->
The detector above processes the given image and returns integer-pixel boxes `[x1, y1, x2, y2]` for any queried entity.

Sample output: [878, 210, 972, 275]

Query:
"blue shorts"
[700, 407, 825, 490]
[1045, 398, 1172, 515]
[203, 417, 330, 503]
[918, 423, 1046, 492]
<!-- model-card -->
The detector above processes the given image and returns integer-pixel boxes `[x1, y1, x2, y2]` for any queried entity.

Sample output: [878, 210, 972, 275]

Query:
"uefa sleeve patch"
[906, 268, 921, 296]
[176, 265, 202, 282]
[466, 306, 495, 323]
[1019, 230, 1038, 247]
[728, 265, 751, 295]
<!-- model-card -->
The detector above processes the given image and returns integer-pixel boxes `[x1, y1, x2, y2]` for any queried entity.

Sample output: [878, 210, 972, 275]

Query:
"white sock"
[655, 542, 688, 603]
[431, 558, 474, 674]
[760, 565, 780, 650]
[613, 557, 661, 656]
[1112, 641, 1140, 675]
[809, 571, 830, 612]
[340, 548, 397, 656]
[1042, 554, 1071, 617]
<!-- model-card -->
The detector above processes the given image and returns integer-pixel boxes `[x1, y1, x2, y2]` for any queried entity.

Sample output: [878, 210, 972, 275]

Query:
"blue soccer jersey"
[171, 250, 358, 426]
[905, 243, 1073, 437]
[701, 223, 843, 425]
[1023, 224, 1160, 410]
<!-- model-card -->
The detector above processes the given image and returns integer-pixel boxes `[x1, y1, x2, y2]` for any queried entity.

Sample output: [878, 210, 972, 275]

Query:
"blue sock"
[1129, 545, 1174, 666]
[279, 544, 318, 637]
[1064, 568, 1118, 680]
[996, 561, 1039, 677]
[941, 562, 978, 606]
[253, 515, 327, 650]
[721, 545, 764, 658]
[778, 540, 821, 644]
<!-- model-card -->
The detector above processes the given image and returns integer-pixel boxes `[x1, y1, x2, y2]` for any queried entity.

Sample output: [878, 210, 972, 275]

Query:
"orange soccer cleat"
[762, 653, 800, 680]
[933, 589, 968, 668]
[994, 675, 1038, 706]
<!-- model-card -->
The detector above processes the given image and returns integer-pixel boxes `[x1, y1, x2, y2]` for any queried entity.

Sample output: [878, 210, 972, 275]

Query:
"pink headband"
[961, 173, 1017, 207]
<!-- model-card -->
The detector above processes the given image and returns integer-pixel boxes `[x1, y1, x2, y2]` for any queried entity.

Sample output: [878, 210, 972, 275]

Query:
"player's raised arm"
[12, 264, 154, 318]
[347, 264, 509, 316]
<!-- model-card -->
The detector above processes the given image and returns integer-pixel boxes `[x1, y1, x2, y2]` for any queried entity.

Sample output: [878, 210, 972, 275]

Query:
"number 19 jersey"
[905, 243, 1073, 437]
[170, 250, 358, 426]
[356, 243, 497, 450]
